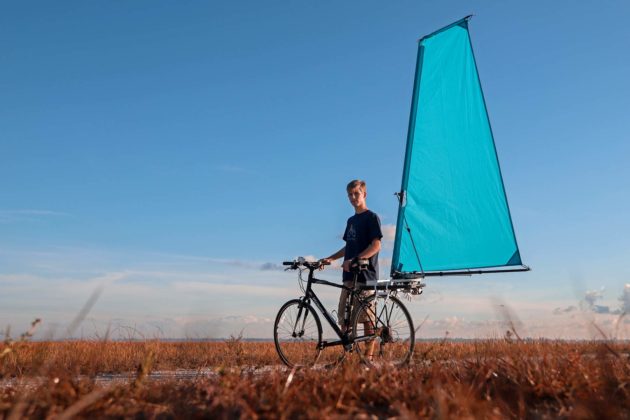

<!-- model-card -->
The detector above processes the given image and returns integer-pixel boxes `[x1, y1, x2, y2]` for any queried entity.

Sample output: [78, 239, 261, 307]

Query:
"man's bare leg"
[363, 321, 377, 361]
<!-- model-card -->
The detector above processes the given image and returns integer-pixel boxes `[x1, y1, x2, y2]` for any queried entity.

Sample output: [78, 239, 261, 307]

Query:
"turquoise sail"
[392, 17, 523, 275]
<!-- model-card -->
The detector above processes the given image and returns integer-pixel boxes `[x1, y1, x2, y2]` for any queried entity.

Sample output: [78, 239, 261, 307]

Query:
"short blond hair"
[346, 179, 366, 192]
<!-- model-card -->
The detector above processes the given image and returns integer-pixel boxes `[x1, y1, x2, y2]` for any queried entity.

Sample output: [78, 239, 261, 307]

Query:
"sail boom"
[393, 266, 531, 279]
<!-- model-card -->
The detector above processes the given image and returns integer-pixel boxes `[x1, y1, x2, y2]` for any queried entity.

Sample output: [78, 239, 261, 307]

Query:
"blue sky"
[2, 1, 629, 339]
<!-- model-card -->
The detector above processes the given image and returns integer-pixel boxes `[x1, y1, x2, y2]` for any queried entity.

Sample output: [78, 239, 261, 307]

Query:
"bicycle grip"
[282, 261, 294, 266]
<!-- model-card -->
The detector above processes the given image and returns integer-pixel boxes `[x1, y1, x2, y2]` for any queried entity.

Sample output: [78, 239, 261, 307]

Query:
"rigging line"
[403, 214, 425, 275]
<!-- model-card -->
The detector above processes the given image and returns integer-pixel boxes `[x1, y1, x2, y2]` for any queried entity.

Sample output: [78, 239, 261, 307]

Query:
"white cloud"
[553, 286, 630, 315]
[553, 305, 577, 315]
[172, 280, 292, 298]
[260, 262, 283, 271]
[584, 288, 604, 307]
[381, 224, 396, 242]
[0, 209, 68, 216]
[4, 273, 630, 340]
[146, 252, 294, 273]
[0, 209, 69, 224]
[18, 314, 277, 340]
[0, 265, 300, 340]
[414, 312, 630, 340]
[2, 245, 629, 341]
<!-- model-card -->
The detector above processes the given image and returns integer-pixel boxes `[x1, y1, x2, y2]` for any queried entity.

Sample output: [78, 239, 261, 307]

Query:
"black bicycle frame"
[298, 266, 379, 349]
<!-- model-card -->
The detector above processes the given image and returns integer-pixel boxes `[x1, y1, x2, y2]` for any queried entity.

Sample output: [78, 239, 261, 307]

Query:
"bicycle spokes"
[352, 295, 414, 366]
[274, 300, 322, 367]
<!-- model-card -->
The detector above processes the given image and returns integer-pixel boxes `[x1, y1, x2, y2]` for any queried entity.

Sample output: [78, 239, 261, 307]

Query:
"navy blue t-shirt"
[342, 210, 383, 282]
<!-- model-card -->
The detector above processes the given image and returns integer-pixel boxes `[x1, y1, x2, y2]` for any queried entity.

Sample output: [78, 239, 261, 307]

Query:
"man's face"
[347, 186, 366, 209]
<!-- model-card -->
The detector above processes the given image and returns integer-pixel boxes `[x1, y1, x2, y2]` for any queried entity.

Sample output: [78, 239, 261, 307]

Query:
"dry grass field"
[2, 338, 630, 418]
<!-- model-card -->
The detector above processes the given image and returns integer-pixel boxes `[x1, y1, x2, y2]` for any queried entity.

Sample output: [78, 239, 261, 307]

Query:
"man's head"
[346, 179, 367, 212]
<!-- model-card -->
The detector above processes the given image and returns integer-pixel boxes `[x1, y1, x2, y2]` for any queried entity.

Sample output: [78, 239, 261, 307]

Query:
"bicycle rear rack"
[361, 278, 425, 295]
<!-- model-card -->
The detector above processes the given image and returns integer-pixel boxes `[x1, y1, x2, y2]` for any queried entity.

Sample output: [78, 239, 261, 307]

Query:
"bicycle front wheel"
[274, 299, 322, 367]
[352, 294, 414, 367]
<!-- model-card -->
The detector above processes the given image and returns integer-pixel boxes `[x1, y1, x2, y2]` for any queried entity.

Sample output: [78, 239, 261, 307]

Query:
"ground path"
[0, 366, 288, 390]
[3, 351, 628, 390]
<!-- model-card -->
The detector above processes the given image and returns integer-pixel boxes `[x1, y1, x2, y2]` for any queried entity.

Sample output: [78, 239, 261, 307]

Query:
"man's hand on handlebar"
[343, 257, 370, 272]
[318, 258, 332, 270]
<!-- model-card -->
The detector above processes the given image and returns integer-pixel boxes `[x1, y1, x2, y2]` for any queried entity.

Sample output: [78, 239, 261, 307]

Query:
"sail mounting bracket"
[394, 190, 406, 206]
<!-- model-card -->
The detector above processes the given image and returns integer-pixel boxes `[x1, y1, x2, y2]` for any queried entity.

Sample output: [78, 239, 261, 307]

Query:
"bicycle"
[273, 257, 423, 368]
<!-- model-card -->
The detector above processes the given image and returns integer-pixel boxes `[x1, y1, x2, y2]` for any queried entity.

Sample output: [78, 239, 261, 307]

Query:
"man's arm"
[320, 247, 345, 265]
[319, 246, 346, 270]
[342, 238, 381, 272]
[358, 238, 381, 259]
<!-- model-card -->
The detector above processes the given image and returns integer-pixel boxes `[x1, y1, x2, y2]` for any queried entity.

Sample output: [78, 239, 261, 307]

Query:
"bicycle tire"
[351, 294, 415, 367]
[273, 299, 322, 367]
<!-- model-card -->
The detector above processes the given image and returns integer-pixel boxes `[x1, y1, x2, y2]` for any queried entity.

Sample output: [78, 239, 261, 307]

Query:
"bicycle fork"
[290, 298, 310, 338]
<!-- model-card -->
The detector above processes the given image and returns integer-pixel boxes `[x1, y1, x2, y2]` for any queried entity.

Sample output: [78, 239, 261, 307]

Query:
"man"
[320, 180, 383, 357]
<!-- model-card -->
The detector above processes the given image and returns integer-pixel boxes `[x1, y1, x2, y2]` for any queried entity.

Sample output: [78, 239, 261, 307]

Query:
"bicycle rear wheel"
[351, 294, 414, 367]
[274, 299, 322, 367]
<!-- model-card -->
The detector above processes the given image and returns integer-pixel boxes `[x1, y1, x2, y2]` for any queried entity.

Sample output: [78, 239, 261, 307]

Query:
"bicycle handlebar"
[283, 257, 371, 272]
[282, 257, 370, 272]
[282, 258, 329, 270]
